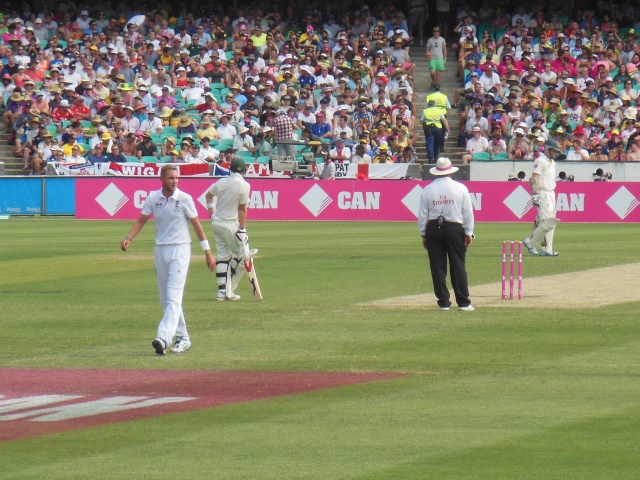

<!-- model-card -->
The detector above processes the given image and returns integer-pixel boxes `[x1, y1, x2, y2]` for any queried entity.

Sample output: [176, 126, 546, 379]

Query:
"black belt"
[428, 219, 461, 225]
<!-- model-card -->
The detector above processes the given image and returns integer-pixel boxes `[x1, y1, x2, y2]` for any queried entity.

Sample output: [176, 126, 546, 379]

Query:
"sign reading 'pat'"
[0, 368, 403, 441]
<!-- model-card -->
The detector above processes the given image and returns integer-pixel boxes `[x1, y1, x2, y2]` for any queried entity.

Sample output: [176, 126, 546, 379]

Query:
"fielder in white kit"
[524, 137, 560, 257]
[121, 165, 215, 355]
[205, 157, 251, 300]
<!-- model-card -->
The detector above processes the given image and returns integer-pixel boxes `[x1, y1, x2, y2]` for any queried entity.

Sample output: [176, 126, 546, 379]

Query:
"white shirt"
[217, 124, 236, 140]
[418, 176, 475, 236]
[182, 87, 205, 101]
[565, 148, 588, 162]
[207, 173, 251, 221]
[233, 134, 254, 151]
[141, 188, 198, 245]
[197, 145, 220, 161]
[351, 153, 372, 164]
[532, 153, 556, 191]
[141, 117, 164, 133]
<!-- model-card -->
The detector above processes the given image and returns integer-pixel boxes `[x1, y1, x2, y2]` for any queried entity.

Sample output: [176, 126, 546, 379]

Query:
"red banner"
[108, 162, 209, 176]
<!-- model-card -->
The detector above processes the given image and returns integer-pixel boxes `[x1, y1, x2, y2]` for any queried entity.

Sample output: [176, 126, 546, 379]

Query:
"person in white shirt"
[329, 138, 351, 162]
[197, 137, 220, 162]
[65, 145, 86, 164]
[351, 144, 372, 164]
[217, 114, 237, 140]
[478, 65, 500, 91]
[182, 79, 205, 101]
[523, 137, 559, 257]
[565, 139, 590, 161]
[76, 10, 92, 30]
[121, 165, 215, 355]
[462, 126, 489, 164]
[140, 110, 163, 134]
[418, 157, 475, 311]
[204, 158, 252, 301]
[233, 126, 256, 153]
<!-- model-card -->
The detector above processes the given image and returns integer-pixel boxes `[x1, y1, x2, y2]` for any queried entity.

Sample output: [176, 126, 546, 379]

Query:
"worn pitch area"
[363, 263, 640, 309]
[0, 368, 404, 441]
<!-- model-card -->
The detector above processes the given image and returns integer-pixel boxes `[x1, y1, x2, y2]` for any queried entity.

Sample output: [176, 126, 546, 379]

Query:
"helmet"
[230, 156, 247, 174]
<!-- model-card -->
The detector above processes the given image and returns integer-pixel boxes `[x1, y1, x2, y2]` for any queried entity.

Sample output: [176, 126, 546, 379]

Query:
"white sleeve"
[417, 188, 429, 236]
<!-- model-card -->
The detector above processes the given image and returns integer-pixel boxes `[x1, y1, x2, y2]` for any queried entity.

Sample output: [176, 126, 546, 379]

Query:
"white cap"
[80, 10, 89, 15]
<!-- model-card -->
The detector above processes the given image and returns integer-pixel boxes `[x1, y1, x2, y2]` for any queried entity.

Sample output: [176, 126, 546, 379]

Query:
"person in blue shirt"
[310, 111, 332, 142]
[107, 144, 128, 163]
[87, 143, 108, 163]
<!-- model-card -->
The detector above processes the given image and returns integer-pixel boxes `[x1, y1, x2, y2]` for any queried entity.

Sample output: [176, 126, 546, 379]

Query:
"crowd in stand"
[453, 3, 640, 162]
[0, 3, 425, 175]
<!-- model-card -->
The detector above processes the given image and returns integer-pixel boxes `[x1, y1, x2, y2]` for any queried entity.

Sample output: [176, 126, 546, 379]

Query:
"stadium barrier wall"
[1, 177, 639, 222]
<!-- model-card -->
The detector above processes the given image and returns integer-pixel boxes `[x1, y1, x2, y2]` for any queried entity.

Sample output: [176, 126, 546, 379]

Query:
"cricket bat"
[244, 248, 262, 301]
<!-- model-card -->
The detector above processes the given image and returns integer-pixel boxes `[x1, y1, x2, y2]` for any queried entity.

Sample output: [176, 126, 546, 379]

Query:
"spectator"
[88, 144, 108, 163]
[566, 139, 590, 161]
[107, 145, 127, 163]
[462, 126, 489, 165]
[351, 143, 372, 164]
[136, 132, 158, 160]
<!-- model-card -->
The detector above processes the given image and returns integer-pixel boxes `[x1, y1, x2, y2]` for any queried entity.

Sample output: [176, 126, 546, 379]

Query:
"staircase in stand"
[409, 42, 465, 165]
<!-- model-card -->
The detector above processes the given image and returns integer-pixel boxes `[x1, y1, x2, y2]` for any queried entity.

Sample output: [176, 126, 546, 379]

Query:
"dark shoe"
[152, 338, 166, 355]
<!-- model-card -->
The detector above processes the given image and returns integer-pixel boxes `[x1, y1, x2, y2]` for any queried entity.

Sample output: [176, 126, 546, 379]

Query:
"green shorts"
[429, 58, 445, 72]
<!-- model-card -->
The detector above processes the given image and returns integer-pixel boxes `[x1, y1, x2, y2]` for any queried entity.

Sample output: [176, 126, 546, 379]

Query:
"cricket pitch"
[364, 262, 640, 309]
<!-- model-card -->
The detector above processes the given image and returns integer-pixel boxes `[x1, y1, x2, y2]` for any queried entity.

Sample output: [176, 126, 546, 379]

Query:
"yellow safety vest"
[423, 107, 442, 128]
[426, 91, 448, 108]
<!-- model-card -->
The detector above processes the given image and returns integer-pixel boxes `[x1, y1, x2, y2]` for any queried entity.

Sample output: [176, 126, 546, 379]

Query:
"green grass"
[1, 219, 640, 479]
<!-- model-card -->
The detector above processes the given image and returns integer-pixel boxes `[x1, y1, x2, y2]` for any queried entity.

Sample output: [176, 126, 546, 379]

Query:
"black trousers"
[425, 220, 471, 308]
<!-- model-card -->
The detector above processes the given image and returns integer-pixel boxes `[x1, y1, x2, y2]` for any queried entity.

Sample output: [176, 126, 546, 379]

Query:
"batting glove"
[532, 195, 541, 206]
[235, 229, 249, 246]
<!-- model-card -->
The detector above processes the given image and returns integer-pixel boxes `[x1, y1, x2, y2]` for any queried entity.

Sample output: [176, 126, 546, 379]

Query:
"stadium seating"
[472, 152, 491, 161]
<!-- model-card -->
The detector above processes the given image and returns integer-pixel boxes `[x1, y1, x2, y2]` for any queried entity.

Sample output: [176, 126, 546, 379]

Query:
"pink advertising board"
[75, 178, 640, 223]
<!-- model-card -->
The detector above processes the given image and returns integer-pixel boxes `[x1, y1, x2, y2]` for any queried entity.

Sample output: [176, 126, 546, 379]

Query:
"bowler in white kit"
[121, 164, 215, 355]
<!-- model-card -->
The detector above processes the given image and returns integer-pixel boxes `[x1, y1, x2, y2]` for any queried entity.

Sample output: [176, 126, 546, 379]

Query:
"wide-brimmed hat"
[158, 106, 174, 118]
[178, 116, 192, 128]
[165, 136, 176, 145]
[429, 157, 459, 176]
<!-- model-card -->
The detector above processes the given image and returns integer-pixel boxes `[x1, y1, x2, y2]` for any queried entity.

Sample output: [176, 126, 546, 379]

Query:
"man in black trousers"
[418, 157, 475, 311]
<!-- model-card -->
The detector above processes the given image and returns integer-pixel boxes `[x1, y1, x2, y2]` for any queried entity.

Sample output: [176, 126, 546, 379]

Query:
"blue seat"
[218, 139, 234, 151]
[472, 152, 491, 161]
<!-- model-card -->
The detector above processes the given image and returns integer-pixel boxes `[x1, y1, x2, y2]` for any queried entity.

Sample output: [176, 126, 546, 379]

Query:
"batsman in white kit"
[524, 137, 560, 257]
[205, 157, 262, 301]
[121, 165, 216, 355]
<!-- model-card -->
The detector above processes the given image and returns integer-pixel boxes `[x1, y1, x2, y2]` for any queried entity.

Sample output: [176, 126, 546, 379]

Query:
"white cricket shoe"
[523, 237, 538, 255]
[217, 291, 241, 301]
[171, 338, 192, 354]
[539, 250, 559, 257]
[458, 305, 476, 312]
[439, 306, 450, 311]
[152, 338, 166, 355]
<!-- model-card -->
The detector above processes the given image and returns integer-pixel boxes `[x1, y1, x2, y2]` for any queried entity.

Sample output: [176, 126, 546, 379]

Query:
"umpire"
[418, 157, 475, 311]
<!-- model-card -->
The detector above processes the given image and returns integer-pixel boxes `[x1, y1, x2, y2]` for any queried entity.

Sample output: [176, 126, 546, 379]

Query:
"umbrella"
[124, 15, 146, 32]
